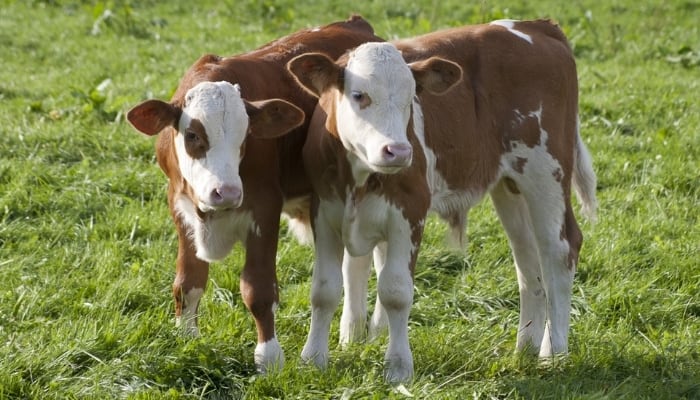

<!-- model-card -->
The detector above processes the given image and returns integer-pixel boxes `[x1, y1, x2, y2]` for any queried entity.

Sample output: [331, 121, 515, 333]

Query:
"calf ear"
[245, 99, 305, 139]
[287, 53, 343, 97]
[127, 99, 181, 136]
[409, 57, 463, 95]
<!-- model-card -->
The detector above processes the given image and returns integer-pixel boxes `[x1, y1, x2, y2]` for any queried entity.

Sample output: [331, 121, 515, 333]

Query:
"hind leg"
[515, 173, 579, 356]
[490, 180, 546, 354]
[535, 202, 581, 356]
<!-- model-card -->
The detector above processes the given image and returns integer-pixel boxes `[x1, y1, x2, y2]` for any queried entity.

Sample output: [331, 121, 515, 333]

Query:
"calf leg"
[536, 203, 581, 356]
[241, 219, 284, 373]
[516, 173, 579, 357]
[173, 222, 209, 336]
[340, 243, 390, 344]
[340, 250, 372, 345]
[490, 180, 545, 353]
[378, 220, 421, 383]
[369, 242, 389, 340]
[301, 205, 344, 368]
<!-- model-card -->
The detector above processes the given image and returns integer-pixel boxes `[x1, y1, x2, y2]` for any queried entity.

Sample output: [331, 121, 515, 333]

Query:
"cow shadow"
[502, 348, 700, 399]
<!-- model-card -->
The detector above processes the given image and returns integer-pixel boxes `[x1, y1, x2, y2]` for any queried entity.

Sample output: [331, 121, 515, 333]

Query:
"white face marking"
[337, 42, 416, 177]
[490, 19, 533, 44]
[176, 81, 248, 213]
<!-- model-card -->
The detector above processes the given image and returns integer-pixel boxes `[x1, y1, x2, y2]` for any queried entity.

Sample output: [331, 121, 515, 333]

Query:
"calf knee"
[241, 283, 278, 319]
[310, 277, 342, 308]
[377, 271, 413, 311]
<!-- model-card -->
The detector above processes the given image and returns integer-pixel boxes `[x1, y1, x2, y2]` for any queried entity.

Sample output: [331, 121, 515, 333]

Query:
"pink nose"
[382, 143, 413, 166]
[209, 185, 242, 208]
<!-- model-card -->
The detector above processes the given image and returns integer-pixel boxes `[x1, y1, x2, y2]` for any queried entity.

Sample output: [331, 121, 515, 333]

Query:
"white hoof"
[339, 316, 367, 346]
[384, 354, 414, 384]
[254, 338, 284, 373]
[175, 316, 200, 337]
[301, 343, 329, 369]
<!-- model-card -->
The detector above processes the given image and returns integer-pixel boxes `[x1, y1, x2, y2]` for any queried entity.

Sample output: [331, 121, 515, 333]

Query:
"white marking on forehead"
[183, 81, 247, 137]
[490, 19, 533, 44]
[347, 42, 411, 83]
[345, 42, 415, 103]
[310, 27, 321, 32]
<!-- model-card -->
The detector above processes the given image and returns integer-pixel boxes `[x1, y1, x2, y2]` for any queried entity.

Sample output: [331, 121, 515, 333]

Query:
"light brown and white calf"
[288, 19, 597, 382]
[126, 16, 382, 373]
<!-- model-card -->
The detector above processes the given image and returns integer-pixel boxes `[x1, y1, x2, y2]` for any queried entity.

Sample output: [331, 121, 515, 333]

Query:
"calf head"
[127, 81, 305, 212]
[288, 42, 462, 180]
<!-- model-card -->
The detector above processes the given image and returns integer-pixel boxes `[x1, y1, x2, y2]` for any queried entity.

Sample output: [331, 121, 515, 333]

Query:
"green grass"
[1, 0, 698, 398]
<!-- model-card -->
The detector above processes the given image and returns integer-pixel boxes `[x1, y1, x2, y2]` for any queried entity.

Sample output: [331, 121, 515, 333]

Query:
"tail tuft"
[282, 196, 314, 245]
[572, 132, 598, 223]
[286, 216, 314, 245]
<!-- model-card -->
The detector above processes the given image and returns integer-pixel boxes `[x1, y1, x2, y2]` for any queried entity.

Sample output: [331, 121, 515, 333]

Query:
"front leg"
[379, 214, 424, 384]
[173, 216, 209, 336]
[369, 242, 389, 340]
[339, 250, 372, 345]
[301, 201, 344, 368]
[241, 209, 284, 374]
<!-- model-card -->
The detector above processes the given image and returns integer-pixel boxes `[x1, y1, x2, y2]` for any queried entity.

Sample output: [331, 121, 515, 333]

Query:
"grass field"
[1, 0, 698, 398]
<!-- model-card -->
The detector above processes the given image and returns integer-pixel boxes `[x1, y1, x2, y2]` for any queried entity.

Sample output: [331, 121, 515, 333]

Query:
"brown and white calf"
[288, 19, 597, 382]
[126, 16, 382, 373]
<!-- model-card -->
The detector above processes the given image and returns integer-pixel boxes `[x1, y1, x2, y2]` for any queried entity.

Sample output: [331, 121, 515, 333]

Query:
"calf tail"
[572, 120, 598, 222]
[282, 196, 314, 245]
[286, 216, 314, 245]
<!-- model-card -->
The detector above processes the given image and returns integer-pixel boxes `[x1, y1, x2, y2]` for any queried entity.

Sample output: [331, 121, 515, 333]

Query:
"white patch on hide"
[490, 19, 533, 44]
[174, 195, 257, 262]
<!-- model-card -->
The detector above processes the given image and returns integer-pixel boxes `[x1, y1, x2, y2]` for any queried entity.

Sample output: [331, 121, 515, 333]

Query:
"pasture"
[0, 0, 698, 398]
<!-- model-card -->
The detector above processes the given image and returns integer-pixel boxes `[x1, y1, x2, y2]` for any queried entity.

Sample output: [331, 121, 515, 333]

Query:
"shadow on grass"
[503, 349, 700, 399]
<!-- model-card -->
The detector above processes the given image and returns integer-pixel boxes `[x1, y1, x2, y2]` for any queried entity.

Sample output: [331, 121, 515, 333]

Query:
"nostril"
[383, 146, 396, 159]
[383, 143, 412, 161]
[211, 185, 242, 206]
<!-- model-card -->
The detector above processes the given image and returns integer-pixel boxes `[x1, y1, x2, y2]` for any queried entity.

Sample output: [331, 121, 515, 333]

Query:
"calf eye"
[350, 90, 371, 109]
[185, 131, 199, 142]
